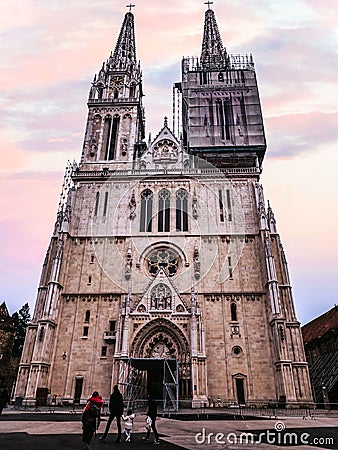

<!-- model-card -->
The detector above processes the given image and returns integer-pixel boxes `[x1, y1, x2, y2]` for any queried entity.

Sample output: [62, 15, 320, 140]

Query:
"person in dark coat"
[0, 389, 9, 415]
[143, 395, 160, 444]
[81, 391, 103, 450]
[100, 384, 124, 442]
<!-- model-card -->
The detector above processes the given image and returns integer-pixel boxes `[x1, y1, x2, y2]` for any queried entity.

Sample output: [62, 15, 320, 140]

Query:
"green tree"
[11, 303, 31, 358]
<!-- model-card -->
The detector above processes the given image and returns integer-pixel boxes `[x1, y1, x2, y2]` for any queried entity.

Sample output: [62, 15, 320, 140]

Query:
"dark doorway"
[36, 387, 48, 406]
[147, 363, 163, 400]
[236, 378, 245, 404]
[74, 378, 83, 404]
[121, 358, 178, 411]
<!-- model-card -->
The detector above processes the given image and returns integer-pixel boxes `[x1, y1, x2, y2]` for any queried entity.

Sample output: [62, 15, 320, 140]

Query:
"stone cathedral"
[15, 7, 312, 408]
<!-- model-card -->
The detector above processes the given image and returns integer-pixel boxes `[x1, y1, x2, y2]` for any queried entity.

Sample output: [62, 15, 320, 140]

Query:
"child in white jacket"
[122, 408, 135, 442]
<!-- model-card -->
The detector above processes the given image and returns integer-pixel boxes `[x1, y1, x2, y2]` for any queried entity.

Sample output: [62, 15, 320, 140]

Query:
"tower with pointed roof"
[15, 6, 312, 409]
[84, 11, 145, 164]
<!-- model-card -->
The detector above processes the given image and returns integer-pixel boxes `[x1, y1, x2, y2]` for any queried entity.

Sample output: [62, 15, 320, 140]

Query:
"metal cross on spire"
[204, 1, 213, 9]
[126, 3, 135, 12]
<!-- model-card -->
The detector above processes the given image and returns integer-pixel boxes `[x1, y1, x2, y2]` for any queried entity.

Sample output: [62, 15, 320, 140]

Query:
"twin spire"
[105, 4, 226, 72]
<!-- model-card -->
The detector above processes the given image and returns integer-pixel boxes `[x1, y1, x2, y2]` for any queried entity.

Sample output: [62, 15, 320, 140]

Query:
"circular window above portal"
[146, 247, 180, 277]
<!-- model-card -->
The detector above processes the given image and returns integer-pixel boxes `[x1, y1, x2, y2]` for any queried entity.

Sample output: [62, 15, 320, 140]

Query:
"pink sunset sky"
[1, 0, 337, 325]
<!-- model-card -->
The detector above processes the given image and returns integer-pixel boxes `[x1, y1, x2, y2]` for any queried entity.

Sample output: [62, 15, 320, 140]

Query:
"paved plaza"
[0, 408, 337, 450]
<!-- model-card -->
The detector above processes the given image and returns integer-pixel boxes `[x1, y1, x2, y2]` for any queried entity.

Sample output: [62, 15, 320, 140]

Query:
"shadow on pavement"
[0, 432, 185, 450]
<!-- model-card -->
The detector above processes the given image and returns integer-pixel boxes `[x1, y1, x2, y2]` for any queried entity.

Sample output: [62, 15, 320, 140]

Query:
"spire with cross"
[126, 3, 135, 13]
[200, 5, 226, 67]
[204, 0, 213, 9]
[108, 6, 137, 69]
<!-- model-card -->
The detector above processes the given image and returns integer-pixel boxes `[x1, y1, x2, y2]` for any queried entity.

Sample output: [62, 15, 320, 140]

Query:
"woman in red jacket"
[81, 391, 103, 450]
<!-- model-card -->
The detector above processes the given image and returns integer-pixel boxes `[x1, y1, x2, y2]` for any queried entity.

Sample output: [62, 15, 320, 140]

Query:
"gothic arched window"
[104, 114, 120, 160]
[176, 189, 188, 231]
[140, 189, 153, 232]
[158, 189, 170, 232]
[129, 83, 136, 98]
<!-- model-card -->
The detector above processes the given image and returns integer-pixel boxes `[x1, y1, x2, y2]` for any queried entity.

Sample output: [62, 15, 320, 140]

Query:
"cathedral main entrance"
[117, 357, 179, 411]
[116, 318, 192, 410]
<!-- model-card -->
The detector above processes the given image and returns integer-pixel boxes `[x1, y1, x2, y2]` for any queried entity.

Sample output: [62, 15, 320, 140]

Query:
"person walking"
[100, 384, 124, 442]
[142, 414, 152, 441]
[143, 395, 160, 444]
[0, 388, 9, 415]
[81, 391, 103, 450]
[122, 408, 135, 442]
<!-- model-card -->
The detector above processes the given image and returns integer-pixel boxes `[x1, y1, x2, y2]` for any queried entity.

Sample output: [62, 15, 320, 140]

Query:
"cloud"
[265, 111, 338, 158]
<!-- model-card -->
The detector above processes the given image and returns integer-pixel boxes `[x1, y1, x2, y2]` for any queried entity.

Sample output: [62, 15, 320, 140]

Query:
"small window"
[231, 303, 237, 321]
[83, 326, 89, 337]
[90, 255, 95, 264]
[232, 346, 242, 356]
[103, 192, 108, 216]
[101, 346, 107, 357]
[218, 72, 224, 82]
[94, 192, 100, 216]
[85, 310, 90, 323]
[129, 84, 136, 98]
[219, 190, 224, 222]
[228, 256, 233, 279]
[226, 189, 232, 222]
[109, 321, 116, 333]
[88, 275, 92, 285]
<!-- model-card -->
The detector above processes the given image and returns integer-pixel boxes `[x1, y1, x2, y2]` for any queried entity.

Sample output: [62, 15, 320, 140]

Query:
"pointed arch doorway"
[117, 318, 191, 410]
[117, 358, 178, 411]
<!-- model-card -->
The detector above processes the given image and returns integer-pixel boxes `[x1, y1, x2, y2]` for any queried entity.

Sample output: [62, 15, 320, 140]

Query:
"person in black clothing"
[143, 395, 160, 444]
[100, 384, 124, 442]
[0, 389, 9, 415]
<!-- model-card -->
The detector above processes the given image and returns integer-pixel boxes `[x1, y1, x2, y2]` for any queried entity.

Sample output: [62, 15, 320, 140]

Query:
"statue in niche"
[192, 193, 198, 219]
[90, 136, 97, 157]
[236, 113, 245, 145]
[265, 237, 272, 257]
[176, 304, 184, 313]
[150, 283, 172, 310]
[121, 138, 128, 156]
[137, 304, 146, 313]
[125, 262, 131, 280]
[129, 193, 136, 220]
[153, 139, 178, 160]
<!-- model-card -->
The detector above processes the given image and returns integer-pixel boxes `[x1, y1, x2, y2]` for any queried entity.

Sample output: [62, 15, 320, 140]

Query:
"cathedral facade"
[15, 7, 312, 408]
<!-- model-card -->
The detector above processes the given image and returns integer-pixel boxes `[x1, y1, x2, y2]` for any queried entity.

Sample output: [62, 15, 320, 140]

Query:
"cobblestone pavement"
[0, 409, 337, 450]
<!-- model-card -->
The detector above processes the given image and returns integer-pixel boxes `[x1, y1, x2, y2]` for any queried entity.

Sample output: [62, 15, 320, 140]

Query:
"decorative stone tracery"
[130, 318, 192, 399]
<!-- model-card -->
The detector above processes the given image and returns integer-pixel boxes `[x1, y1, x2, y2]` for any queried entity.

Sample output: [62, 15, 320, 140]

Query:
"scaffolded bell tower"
[15, 6, 312, 409]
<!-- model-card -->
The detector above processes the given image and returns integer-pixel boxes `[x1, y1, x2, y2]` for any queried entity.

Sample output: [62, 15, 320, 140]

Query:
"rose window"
[147, 247, 179, 277]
